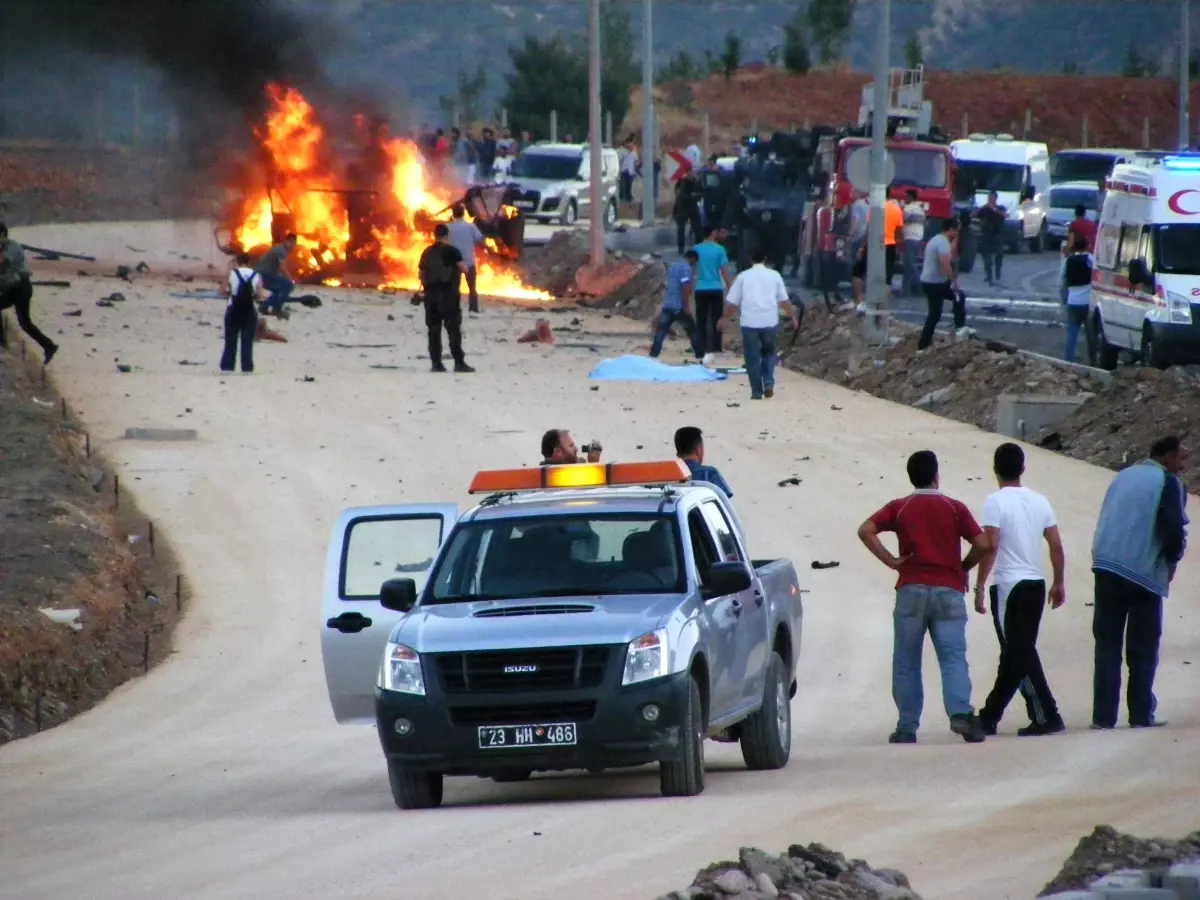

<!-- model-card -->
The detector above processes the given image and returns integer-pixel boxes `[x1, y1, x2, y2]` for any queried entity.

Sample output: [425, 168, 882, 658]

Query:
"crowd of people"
[858, 436, 1188, 744]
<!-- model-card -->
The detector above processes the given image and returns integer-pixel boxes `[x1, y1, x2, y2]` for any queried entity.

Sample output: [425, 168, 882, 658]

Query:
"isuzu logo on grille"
[504, 664, 538, 674]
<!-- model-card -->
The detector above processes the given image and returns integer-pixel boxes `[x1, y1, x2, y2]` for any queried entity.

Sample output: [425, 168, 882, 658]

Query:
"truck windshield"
[954, 160, 1025, 196]
[844, 146, 948, 189]
[1049, 152, 1117, 185]
[510, 153, 581, 181]
[1155, 224, 1200, 276]
[427, 514, 685, 602]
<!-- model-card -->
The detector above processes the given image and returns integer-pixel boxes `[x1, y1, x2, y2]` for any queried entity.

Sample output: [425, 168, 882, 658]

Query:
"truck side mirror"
[379, 578, 418, 613]
[1128, 257, 1150, 287]
[703, 561, 753, 597]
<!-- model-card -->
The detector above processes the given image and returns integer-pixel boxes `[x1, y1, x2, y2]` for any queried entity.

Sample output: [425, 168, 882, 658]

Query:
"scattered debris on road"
[1041, 826, 1200, 896]
[653, 843, 922, 900]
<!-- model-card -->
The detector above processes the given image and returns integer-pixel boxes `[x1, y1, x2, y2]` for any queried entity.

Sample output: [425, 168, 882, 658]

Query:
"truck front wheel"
[660, 677, 705, 797]
[387, 759, 444, 810]
[739, 650, 792, 770]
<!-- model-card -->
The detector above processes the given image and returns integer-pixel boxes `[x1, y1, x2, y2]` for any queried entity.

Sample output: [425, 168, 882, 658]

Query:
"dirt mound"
[1040, 825, 1200, 895]
[629, 67, 1194, 154]
[1050, 367, 1200, 477]
[0, 330, 184, 744]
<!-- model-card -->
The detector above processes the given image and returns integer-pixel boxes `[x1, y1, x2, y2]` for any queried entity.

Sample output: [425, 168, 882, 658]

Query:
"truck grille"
[448, 700, 597, 726]
[433, 646, 610, 693]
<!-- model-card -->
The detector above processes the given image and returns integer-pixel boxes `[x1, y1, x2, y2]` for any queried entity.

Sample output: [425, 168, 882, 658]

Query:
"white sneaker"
[701, 353, 715, 367]
[955, 326, 976, 340]
[855, 302, 867, 318]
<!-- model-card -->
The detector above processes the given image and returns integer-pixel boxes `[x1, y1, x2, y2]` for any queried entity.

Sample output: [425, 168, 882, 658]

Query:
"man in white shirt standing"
[717, 246, 800, 400]
[973, 442, 1067, 737]
[222, 252, 264, 373]
[901, 189, 926, 297]
[446, 204, 485, 314]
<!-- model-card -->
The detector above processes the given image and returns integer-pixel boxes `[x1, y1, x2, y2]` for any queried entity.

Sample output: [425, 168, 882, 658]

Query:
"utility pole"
[641, 0, 656, 226]
[588, 0, 605, 266]
[863, 0, 891, 344]
[1181, 0, 1191, 150]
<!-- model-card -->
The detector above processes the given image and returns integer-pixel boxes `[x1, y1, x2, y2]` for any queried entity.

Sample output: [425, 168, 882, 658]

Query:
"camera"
[580, 441, 601, 454]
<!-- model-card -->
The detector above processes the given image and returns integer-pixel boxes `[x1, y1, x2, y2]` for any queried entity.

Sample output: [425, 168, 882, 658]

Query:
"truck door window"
[342, 516, 444, 598]
[699, 501, 744, 563]
[1139, 224, 1155, 272]
[687, 508, 719, 585]
[1116, 224, 1139, 269]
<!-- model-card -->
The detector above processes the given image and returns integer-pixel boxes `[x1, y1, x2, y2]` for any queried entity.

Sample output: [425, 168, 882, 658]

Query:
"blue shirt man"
[650, 250, 703, 359]
[674, 425, 733, 498]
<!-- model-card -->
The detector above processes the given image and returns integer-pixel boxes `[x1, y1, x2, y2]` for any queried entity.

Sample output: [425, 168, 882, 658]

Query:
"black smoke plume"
[4, 0, 330, 121]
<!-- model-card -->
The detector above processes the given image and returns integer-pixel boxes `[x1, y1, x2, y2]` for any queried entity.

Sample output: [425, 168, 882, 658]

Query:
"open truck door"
[320, 503, 458, 723]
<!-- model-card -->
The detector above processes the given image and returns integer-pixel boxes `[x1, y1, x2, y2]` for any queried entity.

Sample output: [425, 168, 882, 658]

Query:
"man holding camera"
[540, 429, 602, 466]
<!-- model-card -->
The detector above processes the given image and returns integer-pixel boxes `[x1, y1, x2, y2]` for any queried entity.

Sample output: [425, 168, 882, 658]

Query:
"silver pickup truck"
[319, 460, 803, 809]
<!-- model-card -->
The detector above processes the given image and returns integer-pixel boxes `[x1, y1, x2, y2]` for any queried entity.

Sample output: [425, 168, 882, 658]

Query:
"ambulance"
[1090, 154, 1200, 369]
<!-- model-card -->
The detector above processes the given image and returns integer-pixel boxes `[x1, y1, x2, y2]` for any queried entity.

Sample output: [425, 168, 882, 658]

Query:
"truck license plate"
[478, 723, 577, 749]
[515, 200, 534, 209]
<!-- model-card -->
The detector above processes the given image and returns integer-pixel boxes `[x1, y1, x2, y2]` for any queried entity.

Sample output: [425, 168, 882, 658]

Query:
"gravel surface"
[1040, 826, 1200, 896]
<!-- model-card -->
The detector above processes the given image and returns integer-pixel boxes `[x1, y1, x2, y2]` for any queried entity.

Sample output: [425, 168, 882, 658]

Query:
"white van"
[507, 143, 620, 229]
[950, 134, 1051, 252]
[1090, 155, 1200, 369]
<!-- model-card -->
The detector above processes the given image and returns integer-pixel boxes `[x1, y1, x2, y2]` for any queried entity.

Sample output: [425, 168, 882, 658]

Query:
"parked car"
[506, 143, 620, 229]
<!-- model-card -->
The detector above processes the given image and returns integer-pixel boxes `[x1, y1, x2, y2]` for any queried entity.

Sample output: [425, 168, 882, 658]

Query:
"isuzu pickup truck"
[319, 459, 804, 809]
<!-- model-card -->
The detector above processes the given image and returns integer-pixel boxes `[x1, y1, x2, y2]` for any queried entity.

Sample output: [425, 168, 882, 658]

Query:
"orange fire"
[233, 84, 550, 301]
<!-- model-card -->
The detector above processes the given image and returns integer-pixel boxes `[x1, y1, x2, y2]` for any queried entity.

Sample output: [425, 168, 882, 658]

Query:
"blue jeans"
[741, 326, 778, 398]
[893, 584, 974, 733]
[650, 307, 703, 358]
[260, 272, 293, 311]
[1064, 304, 1089, 362]
[903, 239, 921, 295]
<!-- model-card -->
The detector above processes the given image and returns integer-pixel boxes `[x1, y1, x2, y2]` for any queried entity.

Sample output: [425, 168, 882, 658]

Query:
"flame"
[232, 84, 550, 301]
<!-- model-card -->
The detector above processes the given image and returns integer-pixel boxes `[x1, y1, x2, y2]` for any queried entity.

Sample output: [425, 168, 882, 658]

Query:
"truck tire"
[387, 759, 444, 810]
[560, 200, 579, 227]
[739, 650, 792, 771]
[1141, 326, 1171, 370]
[660, 677, 705, 797]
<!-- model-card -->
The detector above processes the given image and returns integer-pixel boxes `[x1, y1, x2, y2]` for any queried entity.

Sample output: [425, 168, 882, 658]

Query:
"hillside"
[629, 66, 1197, 154]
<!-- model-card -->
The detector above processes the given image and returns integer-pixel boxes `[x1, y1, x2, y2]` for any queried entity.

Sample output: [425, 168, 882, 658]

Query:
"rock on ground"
[653, 843, 921, 900]
[1040, 826, 1200, 896]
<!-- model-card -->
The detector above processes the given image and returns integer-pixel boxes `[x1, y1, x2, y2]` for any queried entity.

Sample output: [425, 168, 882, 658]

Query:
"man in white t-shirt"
[717, 246, 800, 400]
[222, 252, 264, 373]
[973, 442, 1066, 737]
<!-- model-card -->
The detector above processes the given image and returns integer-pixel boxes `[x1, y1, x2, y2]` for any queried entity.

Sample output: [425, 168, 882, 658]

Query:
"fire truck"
[801, 66, 955, 291]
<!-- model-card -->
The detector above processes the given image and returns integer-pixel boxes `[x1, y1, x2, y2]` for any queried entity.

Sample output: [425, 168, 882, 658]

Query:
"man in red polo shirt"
[857, 450, 992, 745]
[1065, 203, 1098, 254]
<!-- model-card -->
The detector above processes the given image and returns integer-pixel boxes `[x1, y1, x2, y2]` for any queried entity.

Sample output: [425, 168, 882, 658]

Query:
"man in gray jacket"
[1090, 435, 1188, 729]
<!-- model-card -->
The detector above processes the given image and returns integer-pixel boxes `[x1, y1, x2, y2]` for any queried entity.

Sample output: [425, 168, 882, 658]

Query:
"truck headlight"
[378, 642, 425, 695]
[622, 630, 668, 685]
[1167, 291, 1193, 324]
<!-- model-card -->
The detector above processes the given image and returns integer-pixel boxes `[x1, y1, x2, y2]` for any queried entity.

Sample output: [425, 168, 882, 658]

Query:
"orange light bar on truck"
[467, 460, 692, 494]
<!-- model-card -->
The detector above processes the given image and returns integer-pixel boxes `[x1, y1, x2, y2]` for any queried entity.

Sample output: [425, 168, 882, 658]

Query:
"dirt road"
[0, 222, 1196, 900]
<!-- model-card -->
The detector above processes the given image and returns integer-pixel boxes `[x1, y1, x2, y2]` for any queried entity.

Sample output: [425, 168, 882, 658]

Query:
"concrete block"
[123, 427, 198, 441]
[1165, 862, 1200, 900]
[995, 393, 1093, 442]
[1094, 871, 1154, 889]
[1093, 891, 1180, 899]
[1039, 892, 1101, 899]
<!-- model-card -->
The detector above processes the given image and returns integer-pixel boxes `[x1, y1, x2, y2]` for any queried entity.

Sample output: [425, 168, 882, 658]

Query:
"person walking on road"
[1090, 435, 1189, 730]
[417, 224, 474, 373]
[0, 223, 58, 365]
[693, 226, 732, 356]
[917, 218, 964, 351]
[973, 443, 1066, 737]
[1061, 233, 1095, 363]
[977, 190, 1007, 286]
[718, 245, 799, 401]
[221, 253, 263, 373]
[649, 249, 704, 360]
[446, 204, 485, 313]
[902, 190, 926, 296]
[857, 450, 991, 745]
[1066, 203, 1098, 254]
[672, 171, 702, 255]
[256, 233, 297, 318]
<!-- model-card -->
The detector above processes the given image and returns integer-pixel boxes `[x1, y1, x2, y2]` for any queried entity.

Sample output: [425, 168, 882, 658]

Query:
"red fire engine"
[801, 66, 956, 291]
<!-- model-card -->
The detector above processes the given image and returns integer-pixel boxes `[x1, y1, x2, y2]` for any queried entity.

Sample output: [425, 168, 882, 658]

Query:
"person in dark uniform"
[0, 223, 58, 364]
[417, 224, 475, 373]
[976, 191, 1007, 286]
[672, 172, 702, 255]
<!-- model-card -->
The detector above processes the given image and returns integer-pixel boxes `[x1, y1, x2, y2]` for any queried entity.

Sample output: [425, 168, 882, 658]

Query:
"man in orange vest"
[853, 196, 906, 314]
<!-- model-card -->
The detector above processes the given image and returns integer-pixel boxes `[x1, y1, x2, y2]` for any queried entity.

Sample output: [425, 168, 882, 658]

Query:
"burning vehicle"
[214, 85, 548, 300]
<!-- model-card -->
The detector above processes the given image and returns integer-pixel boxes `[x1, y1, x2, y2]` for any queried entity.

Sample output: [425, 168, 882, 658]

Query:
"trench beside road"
[0, 221, 1197, 900]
